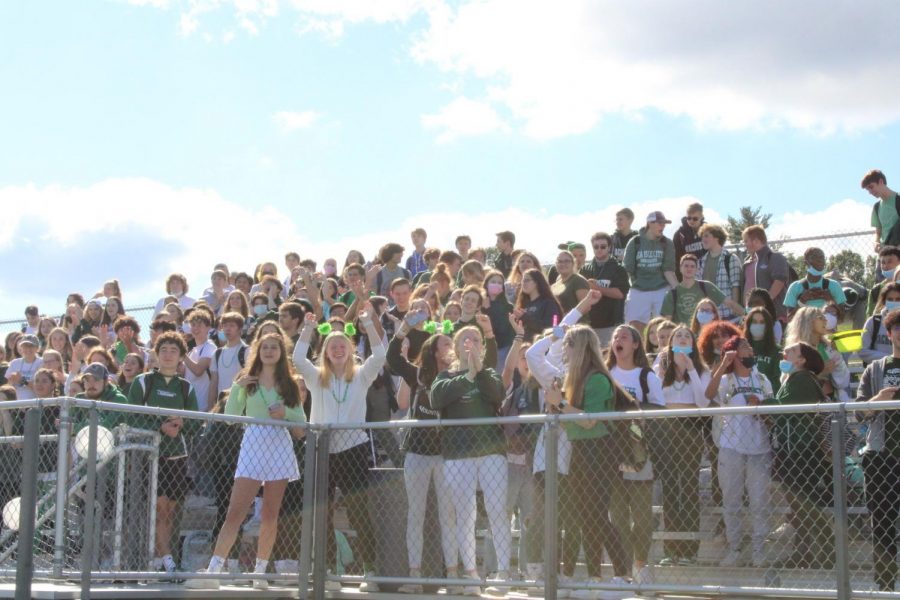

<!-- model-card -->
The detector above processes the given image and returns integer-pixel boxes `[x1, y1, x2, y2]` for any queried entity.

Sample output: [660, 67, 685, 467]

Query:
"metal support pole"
[113, 430, 126, 569]
[52, 400, 72, 578]
[81, 408, 99, 599]
[830, 405, 850, 600]
[298, 429, 317, 600]
[312, 429, 331, 600]
[544, 417, 560, 600]
[15, 408, 41, 600]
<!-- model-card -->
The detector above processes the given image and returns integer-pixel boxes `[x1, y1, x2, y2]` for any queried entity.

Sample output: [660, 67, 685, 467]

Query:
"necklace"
[220, 345, 239, 369]
[330, 378, 350, 404]
[672, 380, 687, 391]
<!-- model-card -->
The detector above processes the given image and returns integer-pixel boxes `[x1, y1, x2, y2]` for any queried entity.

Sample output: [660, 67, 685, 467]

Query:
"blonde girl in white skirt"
[188, 332, 306, 590]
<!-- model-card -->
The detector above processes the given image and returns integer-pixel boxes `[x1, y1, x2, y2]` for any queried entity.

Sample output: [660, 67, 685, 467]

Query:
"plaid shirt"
[699, 249, 742, 319]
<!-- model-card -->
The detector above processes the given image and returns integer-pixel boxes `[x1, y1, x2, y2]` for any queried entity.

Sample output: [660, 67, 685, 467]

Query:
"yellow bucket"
[832, 329, 863, 354]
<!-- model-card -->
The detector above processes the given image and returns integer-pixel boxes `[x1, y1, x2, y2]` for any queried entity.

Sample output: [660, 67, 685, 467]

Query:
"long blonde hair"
[784, 306, 825, 348]
[317, 331, 358, 388]
[562, 326, 634, 409]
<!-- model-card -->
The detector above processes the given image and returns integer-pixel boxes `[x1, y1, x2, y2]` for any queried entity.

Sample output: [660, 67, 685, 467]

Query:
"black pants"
[863, 452, 900, 591]
[777, 445, 833, 565]
[326, 443, 375, 571]
[656, 418, 704, 560]
[568, 436, 628, 578]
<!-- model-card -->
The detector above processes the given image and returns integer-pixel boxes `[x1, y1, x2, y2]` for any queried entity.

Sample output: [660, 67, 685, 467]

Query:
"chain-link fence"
[3, 395, 900, 599]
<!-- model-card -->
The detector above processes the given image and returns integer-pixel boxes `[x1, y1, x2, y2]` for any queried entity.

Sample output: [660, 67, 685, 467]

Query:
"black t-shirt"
[520, 296, 562, 342]
[579, 259, 630, 328]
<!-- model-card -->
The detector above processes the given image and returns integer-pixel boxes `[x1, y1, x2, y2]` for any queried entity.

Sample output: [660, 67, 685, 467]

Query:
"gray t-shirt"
[377, 265, 410, 296]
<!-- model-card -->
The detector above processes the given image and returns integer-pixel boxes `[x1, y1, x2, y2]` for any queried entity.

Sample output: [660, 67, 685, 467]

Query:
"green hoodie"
[623, 229, 676, 291]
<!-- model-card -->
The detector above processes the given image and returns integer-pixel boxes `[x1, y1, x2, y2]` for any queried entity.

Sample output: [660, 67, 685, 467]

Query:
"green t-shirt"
[660, 279, 726, 325]
[566, 372, 614, 441]
[126, 370, 200, 458]
[872, 194, 900, 244]
[769, 370, 824, 452]
[550, 273, 590, 316]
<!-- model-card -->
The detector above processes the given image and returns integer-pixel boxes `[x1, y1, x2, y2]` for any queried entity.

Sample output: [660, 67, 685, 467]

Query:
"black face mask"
[740, 356, 756, 369]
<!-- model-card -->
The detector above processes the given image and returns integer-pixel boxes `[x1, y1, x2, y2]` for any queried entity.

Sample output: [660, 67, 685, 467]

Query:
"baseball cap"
[83, 362, 110, 382]
[17, 334, 39, 347]
[557, 241, 586, 252]
[646, 211, 672, 224]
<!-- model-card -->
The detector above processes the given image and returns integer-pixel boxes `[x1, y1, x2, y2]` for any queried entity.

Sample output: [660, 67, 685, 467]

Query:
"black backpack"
[870, 314, 883, 351]
[213, 345, 247, 370]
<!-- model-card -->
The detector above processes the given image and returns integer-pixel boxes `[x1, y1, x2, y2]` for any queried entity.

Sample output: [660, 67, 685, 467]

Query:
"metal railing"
[3, 395, 900, 599]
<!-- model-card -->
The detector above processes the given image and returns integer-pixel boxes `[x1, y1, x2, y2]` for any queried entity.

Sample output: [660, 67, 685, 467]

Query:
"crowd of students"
[3, 167, 900, 595]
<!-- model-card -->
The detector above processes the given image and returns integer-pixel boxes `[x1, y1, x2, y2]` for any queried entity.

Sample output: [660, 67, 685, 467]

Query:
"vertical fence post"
[830, 404, 850, 600]
[312, 428, 331, 600]
[15, 407, 41, 600]
[543, 416, 559, 600]
[80, 407, 99, 599]
[298, 427, 317, 600]
[52, 399, 72, 578]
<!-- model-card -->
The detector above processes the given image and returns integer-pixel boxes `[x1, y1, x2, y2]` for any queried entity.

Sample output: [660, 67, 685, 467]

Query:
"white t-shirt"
[7, 356, 43, 400]
[185, 340, 216, 412]
[210, 343, 247, 395]
[715, 368, 773, 455]
[610, 365, 665, 406]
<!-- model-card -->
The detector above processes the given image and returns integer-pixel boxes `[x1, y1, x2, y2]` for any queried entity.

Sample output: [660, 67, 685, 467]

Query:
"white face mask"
[824, 313, 838, 331]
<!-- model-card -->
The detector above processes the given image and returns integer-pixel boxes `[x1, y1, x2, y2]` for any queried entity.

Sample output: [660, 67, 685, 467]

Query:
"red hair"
[697, 321, 742, 368]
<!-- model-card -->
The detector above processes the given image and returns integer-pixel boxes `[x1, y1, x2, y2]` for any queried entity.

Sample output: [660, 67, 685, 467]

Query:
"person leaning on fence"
[855, 308, 900, 592]
[292, 304, 386, 592]
[767, 342, 834, 569]
[386, 307, 459, 594]
[542, 325, 631, 591]
[430, 325, 509, 596]
[705, 335, 774, 568]
[654, 325, 711, 568]
[126, 331, 200, 578]
[188, 332, 306, 591]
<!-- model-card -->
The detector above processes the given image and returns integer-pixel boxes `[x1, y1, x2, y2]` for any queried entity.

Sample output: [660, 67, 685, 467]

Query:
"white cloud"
[132, 0, 900, 136]
[421, 97, 509, 143]
[272, 110, 321, 131]
[0, 178, 873, 320]
[411, 0, 900, 137]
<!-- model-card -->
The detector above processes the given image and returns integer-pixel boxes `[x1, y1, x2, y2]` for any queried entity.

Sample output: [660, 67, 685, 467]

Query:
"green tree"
[827, 249, 866, 285]
[484, 246, 500, 267]
[726, 206, 773, 244]
[783, 252, 807, 278]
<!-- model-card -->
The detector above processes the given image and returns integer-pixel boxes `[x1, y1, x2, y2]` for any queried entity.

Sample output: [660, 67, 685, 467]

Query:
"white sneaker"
[252, 576, 269, 590]
[183, 569, 220, 590]
[634, 565, 653, 585]
[752, 548, 767, 568]
[599, 576, 633, 600]
[325, 570, 342, 591]
[273, 559, 298, 574]
[398, 582, 424, 594]
[462, 573, 482, 596]
[525, 564, 544, 597]
[484, 570, 509, 596]
[719, 549, 743, 567]
[359, 571, 380, 593]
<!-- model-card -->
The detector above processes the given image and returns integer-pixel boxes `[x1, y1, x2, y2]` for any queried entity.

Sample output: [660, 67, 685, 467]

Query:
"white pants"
[444, 454, 510, 572]
[404, 452, 458, 569]
[624, 287, 668, 324]
[718, 447, 771, 551]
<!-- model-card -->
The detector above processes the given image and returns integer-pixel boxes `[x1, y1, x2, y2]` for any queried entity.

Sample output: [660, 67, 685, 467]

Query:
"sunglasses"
[593, 244, 608, 250]
[686, 216, 701, 222]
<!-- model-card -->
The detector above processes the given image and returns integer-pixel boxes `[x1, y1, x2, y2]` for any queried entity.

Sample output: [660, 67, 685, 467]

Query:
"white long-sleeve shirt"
[292, 338, 386, 453]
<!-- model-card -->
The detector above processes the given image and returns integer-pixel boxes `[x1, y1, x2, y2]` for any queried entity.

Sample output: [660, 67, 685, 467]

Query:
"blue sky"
[0, 1, 897, 318]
